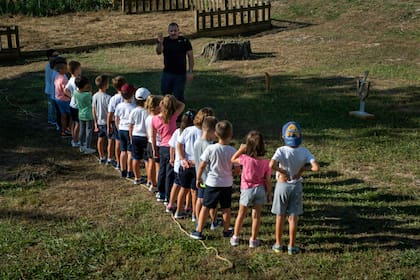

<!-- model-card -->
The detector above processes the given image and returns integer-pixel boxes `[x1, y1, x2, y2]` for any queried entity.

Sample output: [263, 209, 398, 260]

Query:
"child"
[152, 95, 185, 202]
[74, 76, 95, 154]
[190, 120, 240, 240]
[44, 49, 59, 126]
[175, 107, 215, 221]
[167, 110, 195, 215]
[193, 116, 218, 228]
[54, 59, 71, 137]
[145, 95, 163, 192]
[270, 121, 319, 255]
[107, 76, 127, 169]
[65, 61, 81, 147]
[115, 84, 136, 178]
[129, 87, 151, 184]
[92, 75, 112, 164]
[230, 131, 272, 248]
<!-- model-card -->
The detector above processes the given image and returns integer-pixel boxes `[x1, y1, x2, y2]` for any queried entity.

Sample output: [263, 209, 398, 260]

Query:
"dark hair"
[75, 76, 90, 90]
[215, 120, 233, 140]
[50, 56, 66, 70]
[168, 22, 179, 29]
[68, 61, 81, 75]
[245, 130, 266, 158]
[112, 76, 127, 91]
[180, 110, 196, 133]
[46, 49, 57, 58]
[135, 99, 146, 107]
[95, 75, 109, 89]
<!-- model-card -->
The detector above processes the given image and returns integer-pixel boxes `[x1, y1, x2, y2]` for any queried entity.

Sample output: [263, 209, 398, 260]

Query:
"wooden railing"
[122, 0, 191, 13]
[0, 25, 21, 59]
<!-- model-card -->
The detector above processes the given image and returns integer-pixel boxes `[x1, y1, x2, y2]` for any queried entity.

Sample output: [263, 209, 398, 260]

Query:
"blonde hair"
[193, 107, 215, 128]
[160, 95, 178, 123]
[145, 95, 163, 114]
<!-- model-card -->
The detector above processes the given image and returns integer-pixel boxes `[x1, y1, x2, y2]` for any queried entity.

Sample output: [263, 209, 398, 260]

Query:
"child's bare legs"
[233, 205, 248, 237]
[168, 184, 179, 207]
[221, 208, 231, 232]
[251, 205, 263, 241]
[127, 152, 133, 172]
[196, 206, 210, 232]
[185, 191, 192, 210]
[288, 215, 299, 248]
[154, 161, 159, 183]
[275, 215, 287, 246]
[147, 158, 156, 186]
[120, 151, 127, 171]
[191, 189, 197, 218]
[176, 187, 188, 214]
[195, 198, 203, 219]
[97, 137, 105, 159]
[107, 139, 114, 162]
[115, 140, 121, 166]
[133, 159, 141, 179]
[72, 121, 79, 143]
[60, 114, 68, 134]
[209, 208, 217, 223]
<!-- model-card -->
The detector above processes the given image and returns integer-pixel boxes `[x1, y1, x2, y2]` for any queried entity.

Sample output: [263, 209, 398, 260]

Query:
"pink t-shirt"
[54, 74, 69, 101]
[152, 112, 179, 147]
[239, 154, 272, 190]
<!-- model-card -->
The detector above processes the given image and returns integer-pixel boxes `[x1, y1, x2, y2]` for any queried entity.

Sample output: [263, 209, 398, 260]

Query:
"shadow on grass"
[0, 209, 74, 222]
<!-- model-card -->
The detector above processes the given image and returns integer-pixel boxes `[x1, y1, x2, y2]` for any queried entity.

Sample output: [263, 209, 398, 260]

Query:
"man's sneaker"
[249, 239, 261, 248]
[230, 236, 240, 246]
[121, 170, 127, 178]
[272, 244, 287, 253]
[127, 171, 135, 179]
[165, 205, 176, 213]
[189, 230, 203, 240]
[84, 147, 96, 155]
[79, 146, 86, 153]
[99, 158, 107, 164]
[288, 246, 299, 255]
[174, 211, 186, 219]
[149, 185, 158, 193]
[222, 228, 233, 238]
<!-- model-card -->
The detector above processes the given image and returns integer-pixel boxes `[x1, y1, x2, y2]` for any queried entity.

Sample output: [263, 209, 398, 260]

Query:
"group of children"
[44, 50, 320, 255]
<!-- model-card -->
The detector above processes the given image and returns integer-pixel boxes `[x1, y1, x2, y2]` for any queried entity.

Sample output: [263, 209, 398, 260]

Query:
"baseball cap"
[282, 121, 302, 146]
[121, 83, 136, 95]
[135, 87, 151, 101]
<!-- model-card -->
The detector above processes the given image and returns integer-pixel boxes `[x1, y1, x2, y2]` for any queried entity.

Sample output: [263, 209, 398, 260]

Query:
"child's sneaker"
[165, 205, 176, 213]
[99, 158, 107, 164]
[155, 192, 161, 198]
[272, 244, 287, 253]
[189, 230, 203, 240]
[191, 214, 196, 222]
[149, 185, 158, 193]
[222, 228, 233, 238]
[174, 211, 186, 219]
[230, 236, 240, 246]
[249, 239, 261, 248]
[114, 163, 120, 170]
[146, 181, 152, 187]
[156, 195, 165, 202]
[127, 171, 135, 179]
[184, 208, 192, 215]
[71, 140, 80, 147]
[288, 246, 299, 255]
[79, 146, 86, 153]
[133, 179, 141, 185]
[84, 147, 96, 155]
[121, 170, 127, 178]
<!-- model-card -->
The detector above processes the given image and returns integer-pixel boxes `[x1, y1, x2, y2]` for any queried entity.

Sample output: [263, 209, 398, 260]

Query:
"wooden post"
[210, 9, 214, 28]
[247, 5, 251, 23]
[7, 27, 12, 49]
[233, 6, 237, 26]
[15, 26, 20, 55]
[225, 7, 229, 26]
[202, 11, 206, 30]
[217, 8, 222, 28]
[195, 10, 199, 32]
[255, 3, 258, 22]
[240, 5, 244, 24]
[262, 3, 266, 21]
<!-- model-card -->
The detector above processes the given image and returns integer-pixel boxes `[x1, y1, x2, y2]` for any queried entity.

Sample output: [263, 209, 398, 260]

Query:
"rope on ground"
[92, 155, 234, 272]
[3, 95, 39, 118]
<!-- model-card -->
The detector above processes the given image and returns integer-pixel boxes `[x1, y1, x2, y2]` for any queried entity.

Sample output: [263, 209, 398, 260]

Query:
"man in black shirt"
[156, 22, 194, 102]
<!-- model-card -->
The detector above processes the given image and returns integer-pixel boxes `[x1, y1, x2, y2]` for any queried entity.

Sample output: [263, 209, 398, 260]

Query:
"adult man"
[156, 22, 194, 102]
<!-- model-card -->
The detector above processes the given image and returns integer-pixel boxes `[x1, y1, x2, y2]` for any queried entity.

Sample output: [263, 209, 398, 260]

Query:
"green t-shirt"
[74, 91, 93, 121]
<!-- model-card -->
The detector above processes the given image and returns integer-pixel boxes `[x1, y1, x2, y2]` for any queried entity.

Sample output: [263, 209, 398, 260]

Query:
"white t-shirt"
[66, 76, 78, 109]
[271, 146, 316, 180]
[108, 93, 123, 115]
[194, 138, 212, 182]
[129, 107, 148, 137]
[146, 114, 161, 146]
[169, 128, 181, 173]
[178, 126, 202, 161]
[92, 92, 111, 125]
[115, 102, 136, 131]
[200, 143, 237, 187]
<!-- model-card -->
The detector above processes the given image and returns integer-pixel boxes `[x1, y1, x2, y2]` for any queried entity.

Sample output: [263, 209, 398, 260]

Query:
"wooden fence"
[194, 2, 271, 36]
[122, 0, 190, 13]
[0, 25, 21, 60]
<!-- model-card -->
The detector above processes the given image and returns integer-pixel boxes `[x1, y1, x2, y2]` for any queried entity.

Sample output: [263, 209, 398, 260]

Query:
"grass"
[1, 0, 419, 279]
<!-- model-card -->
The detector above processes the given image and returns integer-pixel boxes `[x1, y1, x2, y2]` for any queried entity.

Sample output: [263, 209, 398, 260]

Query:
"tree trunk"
[201, 40, 251, 62]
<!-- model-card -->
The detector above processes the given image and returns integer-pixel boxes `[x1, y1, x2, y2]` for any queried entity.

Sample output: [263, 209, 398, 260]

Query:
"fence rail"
[122, 0, 190, 13]
[194, 2, 271, 35]
[0, 25, 21, 58]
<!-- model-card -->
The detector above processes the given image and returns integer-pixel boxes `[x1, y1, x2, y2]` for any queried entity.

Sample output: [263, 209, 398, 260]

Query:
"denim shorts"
[239, 186, 267, 207]
[97, 124, 107, 138]
[271, 181, 303, 216]
[55, 99, 70, 114]
[178, 166, 197, 190]
[131, 136, 147, 160]
[119, 130, 131, 152]
[197, 186, 205, 199]
[70, 107, 79, 122]
[203, 186, 232, 209]
[108, 122, 119, 140]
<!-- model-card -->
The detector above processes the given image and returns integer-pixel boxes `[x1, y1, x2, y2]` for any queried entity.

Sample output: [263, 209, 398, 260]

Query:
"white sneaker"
[79, 146, 86, 153]
[149, 186, 158, 193]
[84, 147, 96, 154]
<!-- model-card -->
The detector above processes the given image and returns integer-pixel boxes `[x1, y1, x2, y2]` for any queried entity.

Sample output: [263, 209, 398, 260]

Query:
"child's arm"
[115, 116, 120, 131]
[107, 112, 113, 136]
[169, 147, 175, 166]
[265, 172, 273, 203]
[92, 106, 99, 133]
[295, 160, 320, 179]
[129, 124, 134, 144]
[269, 159, 289, 181]
[178, 142, 190, 168]
[151, 126, 159, 159]
[64, 88, 72, 98]
[196, 161, 207, 188]
[231, 144, 246, 164]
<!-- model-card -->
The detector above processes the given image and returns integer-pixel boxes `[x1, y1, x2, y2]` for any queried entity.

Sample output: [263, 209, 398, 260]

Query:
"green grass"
[1, 0, 419, 279]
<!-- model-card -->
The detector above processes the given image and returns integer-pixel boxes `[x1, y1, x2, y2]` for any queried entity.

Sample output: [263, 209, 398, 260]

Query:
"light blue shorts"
[271, 181, 303, 216]
[239, 186, 267, 207]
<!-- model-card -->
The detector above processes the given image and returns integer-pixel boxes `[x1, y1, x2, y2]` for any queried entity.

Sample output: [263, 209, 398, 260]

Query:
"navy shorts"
[119, 130, 131, 152]
[132, 136, 147, 160]
[55, 99, 70, 114]
[98, 124, 107, 138]
[203, 186, 232, 209]
[198, 187, 205, 199]
[178, 166, 197, 190]
[108, 122, 119, 140]
[70, 107, 79, 122]
[173, 172, 180, 186]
